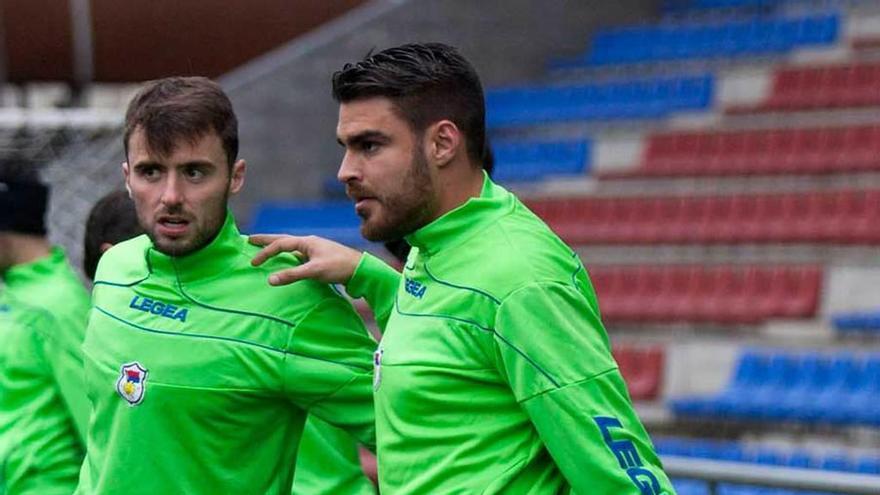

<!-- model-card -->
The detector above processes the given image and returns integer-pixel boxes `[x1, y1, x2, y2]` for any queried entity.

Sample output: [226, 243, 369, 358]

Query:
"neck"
[430, 161, 485, 222]
[7, 235, 52, 266]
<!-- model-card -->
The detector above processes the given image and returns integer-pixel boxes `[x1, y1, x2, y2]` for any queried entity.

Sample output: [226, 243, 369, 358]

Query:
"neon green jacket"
[0, 249, 90, 495]
[347, 175, 675, 494]
[77, 214, 376, 494]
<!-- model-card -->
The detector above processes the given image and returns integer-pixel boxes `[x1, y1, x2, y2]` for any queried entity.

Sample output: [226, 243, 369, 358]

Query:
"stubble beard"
[361, 150, 437, 243]
[146, 192, 228, 258]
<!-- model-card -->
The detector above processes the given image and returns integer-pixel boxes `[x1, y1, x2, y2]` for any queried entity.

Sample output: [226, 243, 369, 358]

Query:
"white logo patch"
[373, 348, 384, 391]
[116, 362, 149, 406]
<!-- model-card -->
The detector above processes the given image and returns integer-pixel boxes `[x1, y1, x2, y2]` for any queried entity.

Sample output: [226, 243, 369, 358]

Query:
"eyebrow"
[337, 130, 389, 148]
[132, 159, 216, 169]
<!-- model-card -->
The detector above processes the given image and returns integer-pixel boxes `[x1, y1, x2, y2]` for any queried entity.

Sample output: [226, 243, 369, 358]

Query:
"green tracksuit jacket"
[77, 214, 376, 494]
[346, 175, 675, 494]
[0, 249, 91, 495]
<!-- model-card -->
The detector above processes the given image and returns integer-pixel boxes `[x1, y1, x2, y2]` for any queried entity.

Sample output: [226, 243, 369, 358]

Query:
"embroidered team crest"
[116, 362, 148, 406]
[373, 348, 384, 391]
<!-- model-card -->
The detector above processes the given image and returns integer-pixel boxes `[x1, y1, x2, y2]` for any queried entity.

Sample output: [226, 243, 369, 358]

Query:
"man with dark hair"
[77, 76, 377, 494]
[0, 163, 90, 494]
[252, 43, 674, 494]
[81, 188, 376, 494]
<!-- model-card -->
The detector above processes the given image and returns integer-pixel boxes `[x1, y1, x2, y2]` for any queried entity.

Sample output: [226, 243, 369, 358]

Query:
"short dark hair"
[123, 76, 238, 167]
[83, 190, 143, 280]
[332, 43, 486, 164]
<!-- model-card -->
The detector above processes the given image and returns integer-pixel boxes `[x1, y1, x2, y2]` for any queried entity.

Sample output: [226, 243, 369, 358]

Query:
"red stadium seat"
[613, 345, 664, 401]
[590, 264, 822, 325]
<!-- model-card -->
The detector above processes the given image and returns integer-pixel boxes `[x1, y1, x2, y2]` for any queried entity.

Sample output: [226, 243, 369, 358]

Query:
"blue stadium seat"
[485, 74, 713, 129]
[248, 201, 368, 247]
[670, 351, 880, 427]
[832, 309, 880, 333]
[557, 13, 839, 67]
[492, 140, 590, 183]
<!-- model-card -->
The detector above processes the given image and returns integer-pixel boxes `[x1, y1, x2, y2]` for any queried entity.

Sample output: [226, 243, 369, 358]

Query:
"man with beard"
[77, 77, 377, 494]
[251, 43, 674, 494]
[0, 163, 90, 495]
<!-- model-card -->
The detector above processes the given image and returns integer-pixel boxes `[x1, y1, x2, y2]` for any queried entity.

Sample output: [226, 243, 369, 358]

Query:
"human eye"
[183, 165, 207, 182]
[361, 140, 381, 154]
[136, 165, 162, 182]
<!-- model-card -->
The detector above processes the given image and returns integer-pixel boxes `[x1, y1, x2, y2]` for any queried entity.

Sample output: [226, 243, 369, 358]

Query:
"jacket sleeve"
[0, 311, 84, 494]
[43, 312, 90, 442]
[345, 253, 401, 331]
[281, 295, 377, 451]
[493, 282, 674, 495]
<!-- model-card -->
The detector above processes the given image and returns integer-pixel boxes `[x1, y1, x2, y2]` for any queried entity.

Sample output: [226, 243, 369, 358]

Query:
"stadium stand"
[590, 265, 821, 324]
[670, 350, 880, 426]
[248, 201, 368, 247]
[556, 12, 839, 67]
[602, 124, 880, 178]
[492, 139, 590, 183]
[612, 345, 665, 400]
[727, 61, 880, 114]
[526, 190, 880, 245]
[484, 74, 714, 129]
[832, 309, 880, 333]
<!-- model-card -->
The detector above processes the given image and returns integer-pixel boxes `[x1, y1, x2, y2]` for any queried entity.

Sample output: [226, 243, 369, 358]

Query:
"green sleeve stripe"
[93, 306, 369, 372]
[393, 296, 561, 389]
[94, 305, 287, 353]
[93, 275, 150, 288]
[492, 330, 561, 389]
[174, 276, 298, 328]
[423, 263, 501, 305]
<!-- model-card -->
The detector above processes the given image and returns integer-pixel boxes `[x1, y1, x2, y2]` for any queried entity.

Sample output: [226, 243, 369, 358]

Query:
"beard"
[145, 191, 228, 257]
[352, 149, 437, 243]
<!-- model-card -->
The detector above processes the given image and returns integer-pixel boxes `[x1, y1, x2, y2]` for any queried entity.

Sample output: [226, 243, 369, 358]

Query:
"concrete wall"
[224, 0, 656, 224]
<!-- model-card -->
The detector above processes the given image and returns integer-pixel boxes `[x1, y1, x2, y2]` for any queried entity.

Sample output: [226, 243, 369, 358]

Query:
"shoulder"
[215, 236, 353, 323]
[437, 200, 581, 301]
[94, 234, 152, 284]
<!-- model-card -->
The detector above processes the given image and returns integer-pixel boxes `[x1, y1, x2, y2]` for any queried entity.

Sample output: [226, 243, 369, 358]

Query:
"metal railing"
[663, 455, 880, 495]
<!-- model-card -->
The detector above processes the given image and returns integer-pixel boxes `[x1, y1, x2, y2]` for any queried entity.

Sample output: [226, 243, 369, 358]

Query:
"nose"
[337, 150, 360, 184]
[160, 174, 184, 208]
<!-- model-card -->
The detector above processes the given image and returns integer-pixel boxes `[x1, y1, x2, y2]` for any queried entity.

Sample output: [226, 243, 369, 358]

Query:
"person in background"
[0, 162, 90, 494]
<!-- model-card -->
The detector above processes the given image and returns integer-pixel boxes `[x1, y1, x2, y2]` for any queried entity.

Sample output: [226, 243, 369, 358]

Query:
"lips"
[156, 216, 191, 237]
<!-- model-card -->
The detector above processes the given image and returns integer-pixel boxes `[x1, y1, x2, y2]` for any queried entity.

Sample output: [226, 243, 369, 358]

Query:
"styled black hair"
[83, 190, 143, 280]
[332, 42, 487, 165]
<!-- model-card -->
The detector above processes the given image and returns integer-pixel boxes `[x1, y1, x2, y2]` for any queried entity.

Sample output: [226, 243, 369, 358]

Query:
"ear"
[122, 162, 132, 198]
[99, 242, 115, 254]
[426, 120, 462, 169]
[229, 159, 247, 195]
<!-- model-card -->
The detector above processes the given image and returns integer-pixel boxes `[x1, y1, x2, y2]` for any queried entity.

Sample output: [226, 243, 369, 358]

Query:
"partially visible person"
[77, 76, 376, 494]
[251, 43, 674, 494]
[0, 163, 90, 494]
[82, 189, 377, 494]
[83, 190, 143, 281]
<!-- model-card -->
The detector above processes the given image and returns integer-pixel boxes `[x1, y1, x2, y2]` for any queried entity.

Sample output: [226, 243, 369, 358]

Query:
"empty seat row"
[560, 13, 838, 67]
[591, 265, 820, 324]
[661, 436, 880, 495]
[604, 124, 880, 179]
[728, 62, 880, 113]
[526, 189, 880, 245]
[612, 345, 664, 400]
[832, 309, 880, 334]
[248, 201, 367, 247]
[492, 140, 590, 183]
[669, 350, 880, 426]
[655, 437, 880, 474]
[662, 0, 801, 12]
[485, 75, 713, 129]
